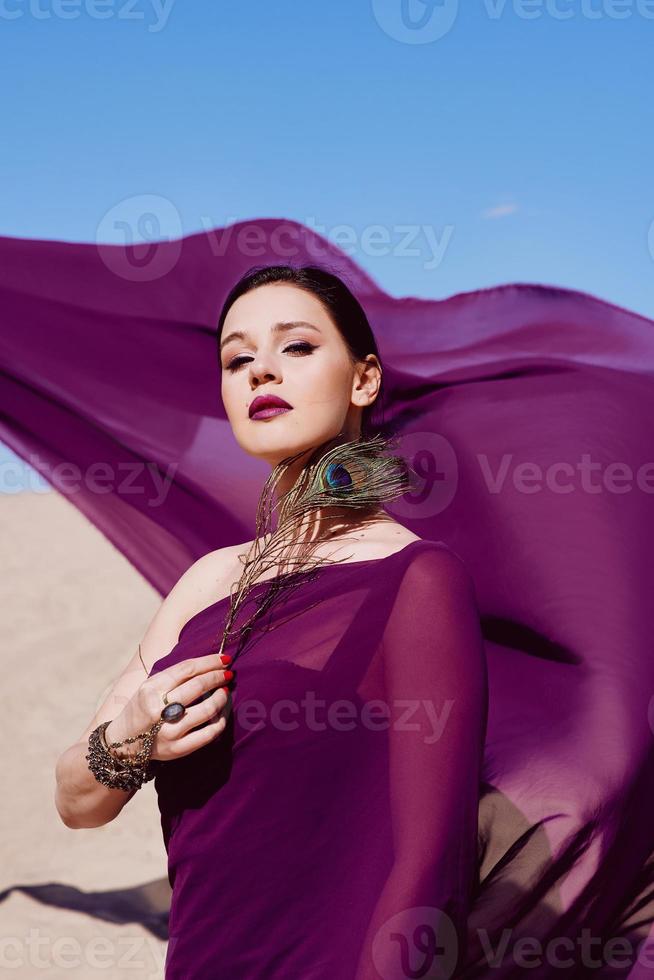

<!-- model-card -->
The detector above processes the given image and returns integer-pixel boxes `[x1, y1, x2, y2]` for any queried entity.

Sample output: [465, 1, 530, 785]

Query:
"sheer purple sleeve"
[354, 546, 488, 980]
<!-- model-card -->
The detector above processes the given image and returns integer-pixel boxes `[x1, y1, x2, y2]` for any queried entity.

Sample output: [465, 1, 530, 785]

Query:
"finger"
[164, 668, 234, 710]
[186, 695, 233, 734]
[173, 713, 228, 756]
[167, 653, 232, 686]
[168, 686, 231, 738]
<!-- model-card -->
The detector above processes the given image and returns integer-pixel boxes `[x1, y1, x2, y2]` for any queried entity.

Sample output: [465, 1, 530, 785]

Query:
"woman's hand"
[105, 652, 234, 762]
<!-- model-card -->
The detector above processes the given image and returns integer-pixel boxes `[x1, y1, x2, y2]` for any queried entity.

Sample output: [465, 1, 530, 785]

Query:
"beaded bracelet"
[86, 719, 163, 792]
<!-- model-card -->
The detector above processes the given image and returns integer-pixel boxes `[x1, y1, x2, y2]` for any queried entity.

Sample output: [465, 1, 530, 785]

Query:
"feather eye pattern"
[213, 432, 413, 663]
[324, 461, 352, 490]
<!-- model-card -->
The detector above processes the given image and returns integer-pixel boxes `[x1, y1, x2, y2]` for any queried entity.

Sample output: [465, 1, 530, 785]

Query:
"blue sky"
[2, 0, 652, 485]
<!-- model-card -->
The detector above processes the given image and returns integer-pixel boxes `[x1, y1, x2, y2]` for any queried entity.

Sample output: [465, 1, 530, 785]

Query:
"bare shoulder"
[137, 541, 254, 674]
[334, 520, 423, 560]
[169, 540, 255, 623]
[382, 524, 423, 550]
[169, 524, 423, 627]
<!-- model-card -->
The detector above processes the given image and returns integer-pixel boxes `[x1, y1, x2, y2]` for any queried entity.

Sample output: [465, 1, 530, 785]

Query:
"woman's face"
[219, 283, 380, 466]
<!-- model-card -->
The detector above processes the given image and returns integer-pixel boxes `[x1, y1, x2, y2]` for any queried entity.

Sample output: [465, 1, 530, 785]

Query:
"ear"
[352, 355, 382, 407]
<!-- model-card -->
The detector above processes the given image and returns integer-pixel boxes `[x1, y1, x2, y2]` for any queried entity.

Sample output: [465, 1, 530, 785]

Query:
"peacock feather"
[212, 431, 414, 664]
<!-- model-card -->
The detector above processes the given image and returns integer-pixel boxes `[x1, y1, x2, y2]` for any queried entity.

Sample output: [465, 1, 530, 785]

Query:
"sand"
[1, 491, 171, 978]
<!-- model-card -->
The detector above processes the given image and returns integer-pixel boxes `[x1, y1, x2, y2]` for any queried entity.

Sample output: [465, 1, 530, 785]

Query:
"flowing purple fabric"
[2, 220, 654, 977]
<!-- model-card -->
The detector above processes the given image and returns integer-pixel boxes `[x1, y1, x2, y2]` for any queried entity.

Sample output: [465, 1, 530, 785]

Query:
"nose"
[248, 351, 281, 386]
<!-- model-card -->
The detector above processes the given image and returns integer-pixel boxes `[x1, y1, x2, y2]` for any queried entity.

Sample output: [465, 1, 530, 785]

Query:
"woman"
[55, 265, 488, 979]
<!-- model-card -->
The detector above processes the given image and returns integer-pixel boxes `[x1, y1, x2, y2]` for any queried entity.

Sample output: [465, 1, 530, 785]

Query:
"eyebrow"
[219, 320, 321, 353]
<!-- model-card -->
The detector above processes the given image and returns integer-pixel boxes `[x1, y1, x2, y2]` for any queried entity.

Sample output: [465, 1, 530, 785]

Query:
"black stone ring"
[161, 701, 186, 723]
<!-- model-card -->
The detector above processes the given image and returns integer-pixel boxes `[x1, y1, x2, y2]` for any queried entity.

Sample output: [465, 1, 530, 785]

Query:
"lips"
[248, 394, 293, 420]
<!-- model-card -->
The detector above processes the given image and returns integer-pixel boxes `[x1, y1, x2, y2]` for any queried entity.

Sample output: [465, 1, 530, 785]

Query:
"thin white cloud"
[481, 203, 519, 219]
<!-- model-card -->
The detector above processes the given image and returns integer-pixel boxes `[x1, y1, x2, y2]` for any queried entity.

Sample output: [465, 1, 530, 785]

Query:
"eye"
[284, 341, 317, 357]
[224, 355, 249, 372]
[225, 341, 317, 373]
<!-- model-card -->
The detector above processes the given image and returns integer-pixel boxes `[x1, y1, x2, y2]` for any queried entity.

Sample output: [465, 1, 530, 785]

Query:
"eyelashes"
[225, 341, 318, 373]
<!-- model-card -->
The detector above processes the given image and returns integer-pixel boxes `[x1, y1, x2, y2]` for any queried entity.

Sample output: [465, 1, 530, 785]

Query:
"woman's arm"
[54, 549, 233, 829]
[354, 546, 488, 980]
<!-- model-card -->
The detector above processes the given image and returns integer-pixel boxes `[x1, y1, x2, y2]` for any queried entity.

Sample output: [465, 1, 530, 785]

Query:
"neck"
[268, 446, 393, 551]
[272, 503, 392, 552]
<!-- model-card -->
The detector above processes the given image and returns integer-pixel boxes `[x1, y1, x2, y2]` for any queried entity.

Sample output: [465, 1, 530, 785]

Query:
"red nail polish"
[224, 669, 234, 682]
[220, 654, 232, 665]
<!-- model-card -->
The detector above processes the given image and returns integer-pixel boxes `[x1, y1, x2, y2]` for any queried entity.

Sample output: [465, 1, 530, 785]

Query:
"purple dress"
[148, 539, 488, 979]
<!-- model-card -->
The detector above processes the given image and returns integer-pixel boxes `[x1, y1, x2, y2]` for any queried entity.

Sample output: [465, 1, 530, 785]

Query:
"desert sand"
[1, 490, 171, 979]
